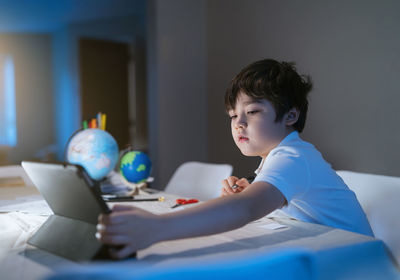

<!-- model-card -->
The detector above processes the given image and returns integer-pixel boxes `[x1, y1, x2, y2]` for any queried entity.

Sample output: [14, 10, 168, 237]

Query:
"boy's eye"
[247, 110, 259, 115]
[229, 115, 237, 120]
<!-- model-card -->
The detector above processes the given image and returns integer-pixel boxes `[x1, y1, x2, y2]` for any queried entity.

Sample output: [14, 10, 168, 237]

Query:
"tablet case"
[21, 161, 112, 261]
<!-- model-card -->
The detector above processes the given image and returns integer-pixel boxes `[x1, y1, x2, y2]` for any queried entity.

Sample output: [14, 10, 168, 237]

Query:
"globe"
[120, 151, 152, 183]
[67, 128, 119, 180]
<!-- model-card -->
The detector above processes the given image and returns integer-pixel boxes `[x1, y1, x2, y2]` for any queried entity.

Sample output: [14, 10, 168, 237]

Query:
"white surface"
[0, 191, 398, 280]
[0, 165, 34, 186]
[337, 170, 400, 264]
[259, 222, 289, 230]
[164, 161, 233, 201]
[0, 195, 52, 215]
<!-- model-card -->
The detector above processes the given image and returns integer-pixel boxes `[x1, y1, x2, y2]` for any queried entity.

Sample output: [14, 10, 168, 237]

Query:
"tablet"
[21, 161, 111, 261]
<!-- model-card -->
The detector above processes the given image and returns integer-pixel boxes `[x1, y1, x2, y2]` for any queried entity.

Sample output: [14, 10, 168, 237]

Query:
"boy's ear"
[285, 108, 300, 126]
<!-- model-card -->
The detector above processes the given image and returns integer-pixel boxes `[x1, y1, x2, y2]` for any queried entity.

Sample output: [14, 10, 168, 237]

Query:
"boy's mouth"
[238, 135, 249, 143]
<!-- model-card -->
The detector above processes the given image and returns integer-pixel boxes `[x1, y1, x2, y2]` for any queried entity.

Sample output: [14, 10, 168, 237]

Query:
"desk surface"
[0, 187, 398, 280]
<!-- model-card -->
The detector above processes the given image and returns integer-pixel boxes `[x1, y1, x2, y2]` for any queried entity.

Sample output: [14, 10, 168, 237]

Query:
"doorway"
[79, 38, 130, 148]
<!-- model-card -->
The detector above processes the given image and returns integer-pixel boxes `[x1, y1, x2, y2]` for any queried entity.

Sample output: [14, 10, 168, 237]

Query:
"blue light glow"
[0, 55, 17, 147]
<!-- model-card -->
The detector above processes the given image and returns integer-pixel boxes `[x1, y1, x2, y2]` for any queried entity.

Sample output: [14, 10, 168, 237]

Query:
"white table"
[0, 187, 398, 280]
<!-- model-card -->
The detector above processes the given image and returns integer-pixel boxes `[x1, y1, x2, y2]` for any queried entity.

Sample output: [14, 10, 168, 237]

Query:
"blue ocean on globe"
[67, 128, 119, 180]
[120, 151, 152, 183]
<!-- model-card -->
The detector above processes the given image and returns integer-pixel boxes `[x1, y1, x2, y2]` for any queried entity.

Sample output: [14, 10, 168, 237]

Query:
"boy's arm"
[164, 181, 285, 239]
[98, 181, 286, 259]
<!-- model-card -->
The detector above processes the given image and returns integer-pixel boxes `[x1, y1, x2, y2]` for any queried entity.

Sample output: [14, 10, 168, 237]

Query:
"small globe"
[120, 151, 152, 183]
[67, 128, 119, 180]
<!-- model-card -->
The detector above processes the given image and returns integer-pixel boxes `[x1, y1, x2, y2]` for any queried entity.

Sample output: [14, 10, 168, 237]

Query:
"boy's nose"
[235, 116, 247, 129]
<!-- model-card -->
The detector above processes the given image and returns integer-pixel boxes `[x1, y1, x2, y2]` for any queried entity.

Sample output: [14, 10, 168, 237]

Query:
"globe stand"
[120, 176, 149, 196]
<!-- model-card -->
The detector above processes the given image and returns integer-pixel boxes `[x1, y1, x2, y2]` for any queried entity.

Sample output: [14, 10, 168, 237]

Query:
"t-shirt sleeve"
[254, 147, 310, 202]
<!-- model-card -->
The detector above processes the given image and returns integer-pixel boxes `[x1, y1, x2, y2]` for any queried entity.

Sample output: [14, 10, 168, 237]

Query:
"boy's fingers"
[224, 185, 235, 194]
[227, 176, 239, 187]
[235, 177, 251, 188]
[97, 223, 125, 235]
[221, 179, 230, 188]
[98, 213, 111, 225]
[98, 212, 127, 226]
[221, 185, 234, 196]
[222, 179, 234, 193]
[98, 233, 130, 245]
[221, 188, 227, 196]
[237, 177, 249, 185]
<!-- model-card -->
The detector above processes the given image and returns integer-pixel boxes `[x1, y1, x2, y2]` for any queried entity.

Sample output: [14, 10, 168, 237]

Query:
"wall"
[0, 34, 54, 164]
[147, 0, 207, 187]
[207, 0, 400, 178]
[149, 0, 400, 188]
[52, 15, 146, 160]
[2, 1, 396, 187]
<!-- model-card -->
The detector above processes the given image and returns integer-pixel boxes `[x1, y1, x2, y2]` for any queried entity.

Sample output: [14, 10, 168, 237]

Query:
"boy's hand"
[221, 176, 251, 196]
[96, 205, 161, 259]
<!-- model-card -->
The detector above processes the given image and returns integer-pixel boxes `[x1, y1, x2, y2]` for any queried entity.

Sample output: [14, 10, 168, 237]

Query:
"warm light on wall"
[0, 54, 17, 147]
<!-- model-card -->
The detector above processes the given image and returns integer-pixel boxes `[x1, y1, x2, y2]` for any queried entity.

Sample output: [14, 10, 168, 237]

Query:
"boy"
[97, 59, 373, 259]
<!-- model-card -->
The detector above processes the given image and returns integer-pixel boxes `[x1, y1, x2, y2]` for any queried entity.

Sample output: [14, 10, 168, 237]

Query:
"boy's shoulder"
[271, 132, 315, 157]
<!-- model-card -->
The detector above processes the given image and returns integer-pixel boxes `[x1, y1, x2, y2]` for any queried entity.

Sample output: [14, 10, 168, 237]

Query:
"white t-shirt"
[254, 131, 374, 236]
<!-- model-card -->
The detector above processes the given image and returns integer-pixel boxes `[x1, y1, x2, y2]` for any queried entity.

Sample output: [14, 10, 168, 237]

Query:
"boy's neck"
[261, 127, 296, 160]
[284, 126, 296, 137]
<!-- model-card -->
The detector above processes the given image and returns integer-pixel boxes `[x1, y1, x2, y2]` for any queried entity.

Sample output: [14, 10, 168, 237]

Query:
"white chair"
[337, 170, 400, 265]
[164, 161, 233, 201]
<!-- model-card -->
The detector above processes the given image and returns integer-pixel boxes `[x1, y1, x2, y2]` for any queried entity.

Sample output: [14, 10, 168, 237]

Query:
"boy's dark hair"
[225, 59, 313, 132]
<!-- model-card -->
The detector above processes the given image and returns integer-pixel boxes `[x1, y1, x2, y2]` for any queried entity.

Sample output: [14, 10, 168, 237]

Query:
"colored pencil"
[101, 114, 106, 130]
[91, 118, 97, 128]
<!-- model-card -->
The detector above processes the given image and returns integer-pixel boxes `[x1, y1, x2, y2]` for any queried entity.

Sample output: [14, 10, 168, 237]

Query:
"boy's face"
[228, 92, 294, 158]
